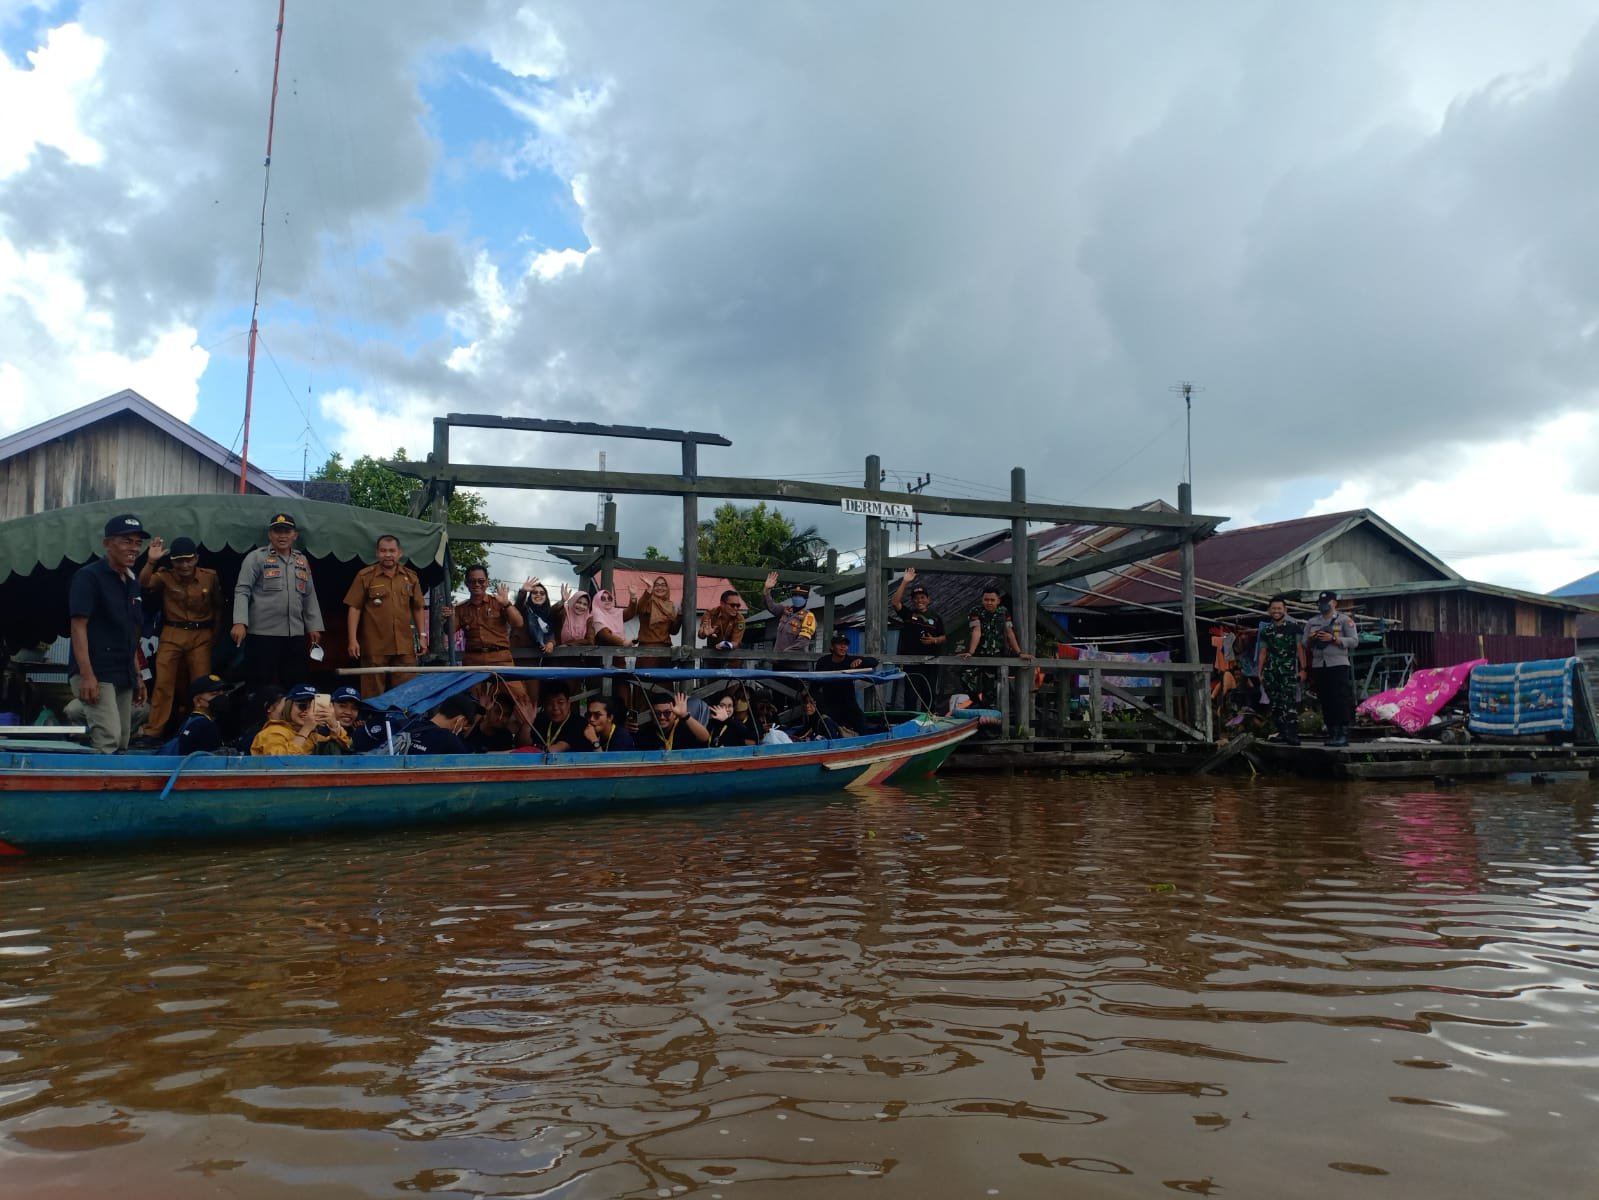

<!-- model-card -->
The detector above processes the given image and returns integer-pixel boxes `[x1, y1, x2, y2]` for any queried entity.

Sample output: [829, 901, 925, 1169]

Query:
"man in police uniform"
[343, 533, 428, 698]
[138, 534, 224, 738]
[1302, 589, 1359, 747]
[231, 513, 324, 686]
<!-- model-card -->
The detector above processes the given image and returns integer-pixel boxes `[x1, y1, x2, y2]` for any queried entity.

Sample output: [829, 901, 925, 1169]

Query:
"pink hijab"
[591, 589, 627, 640]
[560, 592, 593, 644]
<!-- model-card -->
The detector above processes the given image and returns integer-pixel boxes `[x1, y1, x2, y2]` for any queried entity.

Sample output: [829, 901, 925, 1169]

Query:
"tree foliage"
[314, 448, 490, 587]
[694, 502, 829, 599]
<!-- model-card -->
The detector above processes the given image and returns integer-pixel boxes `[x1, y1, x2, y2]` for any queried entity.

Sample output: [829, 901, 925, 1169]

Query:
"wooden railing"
[486, 646, 1214, 744]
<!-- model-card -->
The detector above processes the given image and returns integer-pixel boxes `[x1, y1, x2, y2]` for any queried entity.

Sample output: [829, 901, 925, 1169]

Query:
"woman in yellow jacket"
[250, 684, 353, 755]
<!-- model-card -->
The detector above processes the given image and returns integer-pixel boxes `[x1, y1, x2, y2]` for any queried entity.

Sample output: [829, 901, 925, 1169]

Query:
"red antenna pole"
[240, 0, 288, 494]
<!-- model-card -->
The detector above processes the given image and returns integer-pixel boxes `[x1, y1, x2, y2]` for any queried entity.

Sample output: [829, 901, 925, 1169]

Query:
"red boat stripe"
[0, 838, 24, 856]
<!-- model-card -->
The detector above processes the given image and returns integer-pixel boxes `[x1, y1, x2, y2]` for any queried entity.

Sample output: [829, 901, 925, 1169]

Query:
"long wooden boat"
[0, 667, 981, 854]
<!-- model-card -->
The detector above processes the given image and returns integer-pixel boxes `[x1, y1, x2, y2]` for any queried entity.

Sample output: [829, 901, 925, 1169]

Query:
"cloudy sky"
[3, 0, 1598, 589]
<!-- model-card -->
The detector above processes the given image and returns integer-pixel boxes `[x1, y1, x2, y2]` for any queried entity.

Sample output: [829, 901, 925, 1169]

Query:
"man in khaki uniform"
[139, 534, 224, 738]
[451, 565, 528, 706]
[343, 534, 428, 698]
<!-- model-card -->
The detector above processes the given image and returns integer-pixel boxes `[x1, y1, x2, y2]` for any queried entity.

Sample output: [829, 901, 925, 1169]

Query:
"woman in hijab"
[590, 588, 634, 649]
[634, 576, 681, 669]
[517, 578, 559, 656]
[556, 586, 601, 669]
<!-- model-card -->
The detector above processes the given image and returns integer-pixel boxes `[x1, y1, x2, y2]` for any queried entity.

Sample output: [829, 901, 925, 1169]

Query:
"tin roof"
[1076, 509, 1457, 609]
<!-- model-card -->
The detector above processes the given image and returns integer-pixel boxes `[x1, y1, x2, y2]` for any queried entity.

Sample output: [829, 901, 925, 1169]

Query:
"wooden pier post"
[1179, 481, 1201, 727]
[601, 501, 617, 597]
[1011, 467, 1032, 735]
[821, 548, 838, 645]
[429, 417, 455, 664]
[682, 441, 699, 664]
[864, 455, 884, 656]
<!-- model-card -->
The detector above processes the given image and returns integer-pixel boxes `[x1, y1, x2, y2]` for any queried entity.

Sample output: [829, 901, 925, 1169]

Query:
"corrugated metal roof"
[0, 388, 298, 499]
[1076, 511, 1358, 607]
[1337, 579, 1598, 613]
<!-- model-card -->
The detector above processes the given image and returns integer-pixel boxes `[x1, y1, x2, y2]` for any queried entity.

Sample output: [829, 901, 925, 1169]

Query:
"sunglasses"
[651, 708, 674, 718]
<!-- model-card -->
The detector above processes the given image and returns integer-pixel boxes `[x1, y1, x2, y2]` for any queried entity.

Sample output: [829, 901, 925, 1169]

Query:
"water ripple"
[1, 780, 1596, 1195]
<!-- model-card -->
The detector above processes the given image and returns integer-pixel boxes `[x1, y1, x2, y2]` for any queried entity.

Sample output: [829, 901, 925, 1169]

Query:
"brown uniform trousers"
[455, 597, 531, 710]
[344, 564, 424, 698]
[139, 564, 222, 736]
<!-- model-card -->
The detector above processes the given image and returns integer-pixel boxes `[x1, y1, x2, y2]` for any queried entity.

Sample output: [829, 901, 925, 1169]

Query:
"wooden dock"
[949, 733, 1599, 780]
[1248, 739, 1599, 781]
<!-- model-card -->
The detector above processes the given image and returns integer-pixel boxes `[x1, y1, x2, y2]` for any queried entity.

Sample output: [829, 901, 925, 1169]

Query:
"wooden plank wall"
[0, 413, 266, 520]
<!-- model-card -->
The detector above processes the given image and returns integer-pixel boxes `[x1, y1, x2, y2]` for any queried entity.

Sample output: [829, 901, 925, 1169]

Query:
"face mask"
[790, 595, 806, 609]
[1317, 600, 1332, 614]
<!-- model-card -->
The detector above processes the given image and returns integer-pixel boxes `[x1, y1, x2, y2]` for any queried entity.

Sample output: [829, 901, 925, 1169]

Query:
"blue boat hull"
[0, 715, 980, 853]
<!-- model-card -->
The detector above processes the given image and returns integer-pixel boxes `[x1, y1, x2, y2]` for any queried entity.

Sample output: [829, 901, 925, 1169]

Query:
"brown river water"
[1, 776, 1596, 1199]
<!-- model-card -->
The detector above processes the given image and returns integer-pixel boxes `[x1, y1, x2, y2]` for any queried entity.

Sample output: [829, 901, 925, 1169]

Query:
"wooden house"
[0, 388, 297, 517]
[1059, 509, 1581, 669]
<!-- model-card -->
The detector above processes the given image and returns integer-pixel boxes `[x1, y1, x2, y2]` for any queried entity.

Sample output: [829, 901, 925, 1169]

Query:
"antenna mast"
[239, 0, 288, 494]
[1169, 380, 1204, 493]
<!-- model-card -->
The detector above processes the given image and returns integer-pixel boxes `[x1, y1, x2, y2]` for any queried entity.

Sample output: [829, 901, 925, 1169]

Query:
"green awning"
[0, 494, 447, 584]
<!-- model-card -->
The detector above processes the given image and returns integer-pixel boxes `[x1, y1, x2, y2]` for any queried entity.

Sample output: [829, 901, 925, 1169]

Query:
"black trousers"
[244, 634, 308, 688]
[1310, 664, 1354, 732]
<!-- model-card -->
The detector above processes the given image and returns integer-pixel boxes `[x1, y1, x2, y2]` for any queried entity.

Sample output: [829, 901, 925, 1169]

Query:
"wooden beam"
[383, 460, 1224, 530]
[448, 524, 617, 547]
[881, 556, 1008, 577]
[1101, 680, 1205, 741]
[445, 414, 731, 447]
[544, 548, 834, 586]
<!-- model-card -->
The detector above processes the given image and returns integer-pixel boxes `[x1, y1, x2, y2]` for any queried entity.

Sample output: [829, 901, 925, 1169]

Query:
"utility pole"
[905, 473, 931, 550]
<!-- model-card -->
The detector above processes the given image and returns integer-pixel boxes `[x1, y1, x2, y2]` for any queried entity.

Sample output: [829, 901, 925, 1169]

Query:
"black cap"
[268, 513, 297, 530]
[331, 686, 362, 705]
[1317, 589, 1338, 602]
[190, 673, 226, 699]
[103, 513, 151, 540]
[169, 536, 198, 558]
[830, 631, 850, 644]
[910, 584, 929, 595]
[286, 682, 317, 702]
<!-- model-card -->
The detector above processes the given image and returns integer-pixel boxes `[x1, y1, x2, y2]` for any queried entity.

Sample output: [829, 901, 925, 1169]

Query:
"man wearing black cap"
[68, 513, 150, 752]
[231, 513, 324, 687]
[1302, 589, 1359, 747]
[160, 674, 228, 756]
[891, 566, 947, 711]
[139, 533, 224, 738]
[812, 632, 880, 733]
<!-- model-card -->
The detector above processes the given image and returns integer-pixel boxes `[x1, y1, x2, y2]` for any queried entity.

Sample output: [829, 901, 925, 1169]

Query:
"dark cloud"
[6, 1, 1599, 579]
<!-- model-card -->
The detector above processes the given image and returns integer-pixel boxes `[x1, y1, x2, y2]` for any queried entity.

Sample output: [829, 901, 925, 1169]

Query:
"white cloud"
[0, 239, 207, 431]
[1308, 409, 1599, 591]
[6, 0, 1599, 591]
[0, 21, 103, 177]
